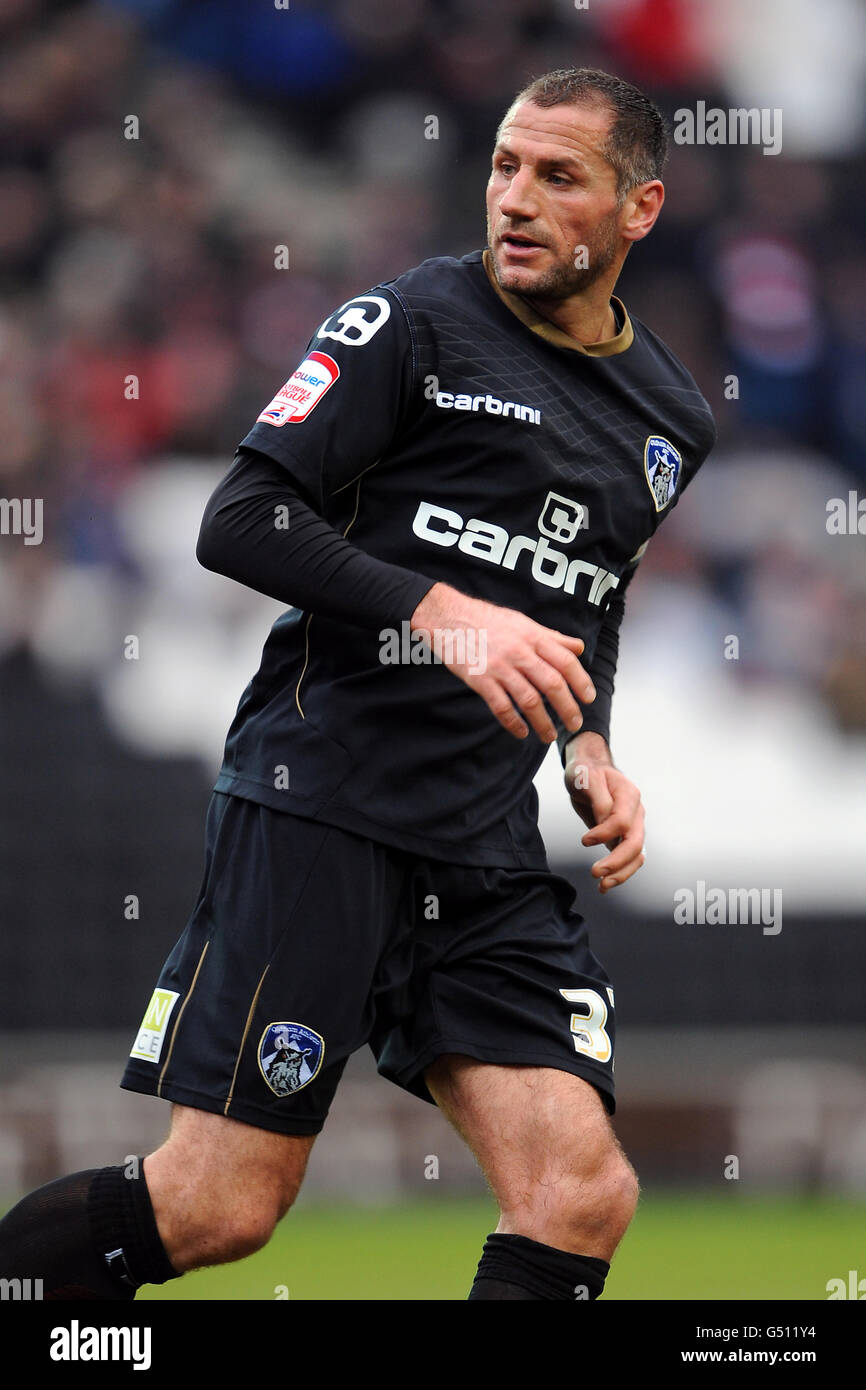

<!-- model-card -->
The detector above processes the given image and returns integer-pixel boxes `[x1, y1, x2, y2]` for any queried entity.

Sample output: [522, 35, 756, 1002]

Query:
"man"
[0, 69, 715, 1300]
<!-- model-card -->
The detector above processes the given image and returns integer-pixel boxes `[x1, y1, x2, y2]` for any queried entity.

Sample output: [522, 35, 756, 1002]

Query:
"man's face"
[486, 100, 626, 303]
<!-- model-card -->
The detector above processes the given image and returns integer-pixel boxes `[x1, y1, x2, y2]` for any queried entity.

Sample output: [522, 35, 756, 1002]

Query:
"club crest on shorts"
[643, 436, 682, 512]
[258, 1022, 324, 1097]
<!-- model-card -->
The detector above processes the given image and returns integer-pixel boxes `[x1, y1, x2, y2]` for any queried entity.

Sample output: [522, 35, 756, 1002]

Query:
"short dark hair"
[503, 68, 668, 202]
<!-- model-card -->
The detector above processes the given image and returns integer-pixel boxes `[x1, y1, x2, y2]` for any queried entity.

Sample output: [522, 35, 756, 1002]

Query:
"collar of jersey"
[482, 249, 633, 356]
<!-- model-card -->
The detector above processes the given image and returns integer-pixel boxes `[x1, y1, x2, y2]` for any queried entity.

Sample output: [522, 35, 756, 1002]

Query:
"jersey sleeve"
[239, 288, 416, 510]
[556, 557, 641, 763]
[196, 447, 434, 632]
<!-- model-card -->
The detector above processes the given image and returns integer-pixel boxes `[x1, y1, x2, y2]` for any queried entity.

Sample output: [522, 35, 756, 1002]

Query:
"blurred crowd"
[1, 0, 865, 730]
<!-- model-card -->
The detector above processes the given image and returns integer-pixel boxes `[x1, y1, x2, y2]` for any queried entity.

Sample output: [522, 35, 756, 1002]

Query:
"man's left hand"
[563, 732, 646, 893]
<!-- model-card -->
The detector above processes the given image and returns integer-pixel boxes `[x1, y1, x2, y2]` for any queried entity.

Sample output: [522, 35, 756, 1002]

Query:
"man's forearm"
[566, 730, 613, 767]
[196, 448, 434, 631]
[555, 582, 630, 764]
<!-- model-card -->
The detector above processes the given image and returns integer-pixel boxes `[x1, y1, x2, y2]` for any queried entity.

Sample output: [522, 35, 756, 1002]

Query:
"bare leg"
[143, 1105, 316, 1272]
[426, 1055, 638, 1260]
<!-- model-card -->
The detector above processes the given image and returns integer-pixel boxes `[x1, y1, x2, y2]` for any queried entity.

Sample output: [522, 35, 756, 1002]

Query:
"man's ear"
[621, 180, 664, 244]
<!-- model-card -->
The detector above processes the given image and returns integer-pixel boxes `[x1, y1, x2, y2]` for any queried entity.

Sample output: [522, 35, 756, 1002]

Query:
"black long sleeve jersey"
[205, 249, 716, 868]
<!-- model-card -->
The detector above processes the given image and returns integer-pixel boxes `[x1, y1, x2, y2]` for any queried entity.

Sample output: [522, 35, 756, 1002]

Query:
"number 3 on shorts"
[559, 987, 613, 1064]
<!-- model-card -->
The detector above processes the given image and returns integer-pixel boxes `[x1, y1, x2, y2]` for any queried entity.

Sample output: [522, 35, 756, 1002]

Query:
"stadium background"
[0, 0, 864, 1300]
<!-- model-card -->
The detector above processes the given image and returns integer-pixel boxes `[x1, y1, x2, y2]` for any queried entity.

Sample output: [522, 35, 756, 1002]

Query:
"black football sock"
[468, 1232, 610, 1300]
[0, 1162, 178, 1300]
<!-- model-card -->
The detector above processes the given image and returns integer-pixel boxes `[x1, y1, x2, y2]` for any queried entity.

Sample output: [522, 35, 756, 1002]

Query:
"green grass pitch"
[129, 1192, 863, 1301]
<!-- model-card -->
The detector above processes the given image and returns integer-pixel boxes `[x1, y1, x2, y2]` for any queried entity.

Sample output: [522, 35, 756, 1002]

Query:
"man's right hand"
[410, 581, 595, 744]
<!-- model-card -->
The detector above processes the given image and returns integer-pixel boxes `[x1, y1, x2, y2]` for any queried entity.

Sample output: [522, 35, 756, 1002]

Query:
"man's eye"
[549, 174, 569, 186]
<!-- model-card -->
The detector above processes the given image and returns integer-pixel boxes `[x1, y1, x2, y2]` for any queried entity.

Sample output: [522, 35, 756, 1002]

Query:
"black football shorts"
[121, 792, 616, 1134]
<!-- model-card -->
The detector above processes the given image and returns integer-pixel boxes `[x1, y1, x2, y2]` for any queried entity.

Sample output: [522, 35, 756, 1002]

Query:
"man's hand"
[410, 581, 595, 744]
[564, 731, 646, 893]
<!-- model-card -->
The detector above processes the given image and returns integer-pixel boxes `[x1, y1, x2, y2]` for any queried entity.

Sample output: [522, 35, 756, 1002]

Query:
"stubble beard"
[488, 209, 621, 304]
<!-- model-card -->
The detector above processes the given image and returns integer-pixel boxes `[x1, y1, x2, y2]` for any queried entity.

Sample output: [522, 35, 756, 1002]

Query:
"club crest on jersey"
[643, 436, 682, 512]
[538, 491, 586, 543]
[258, 1022, 324, 1097]
[256, 351, 340, 427]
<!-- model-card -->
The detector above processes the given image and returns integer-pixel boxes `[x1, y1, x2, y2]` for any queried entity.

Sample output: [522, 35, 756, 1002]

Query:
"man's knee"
[596, 1148, 640, 1239]
[428, 1059, 637, 1258]
[186, 1198, 284, 1267]
[500, 1134, 639, 1256]
[143, 1107, 315, 1272]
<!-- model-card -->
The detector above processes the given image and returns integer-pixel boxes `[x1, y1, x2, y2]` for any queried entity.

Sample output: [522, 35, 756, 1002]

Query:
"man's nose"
[498, 169, 539, 219]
